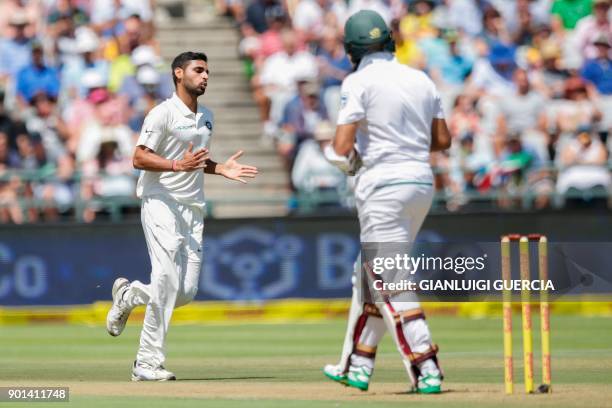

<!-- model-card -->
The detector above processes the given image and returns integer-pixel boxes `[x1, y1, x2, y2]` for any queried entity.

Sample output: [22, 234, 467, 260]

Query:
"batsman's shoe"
[417, 372, 442, 394]
[347, 365, 372, 391]
[131, 361, 176, 382]
[323, 364, 348, 385]
[106, 278, 132, 337]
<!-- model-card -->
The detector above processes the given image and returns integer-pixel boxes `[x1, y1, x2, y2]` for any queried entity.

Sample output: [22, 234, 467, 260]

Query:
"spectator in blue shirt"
[316, 29, 351, 124]
[422, 29, 473, 87]
[580, 35, 612, 95]
[278, 80, 328, 174]
[16, 42, 61, 107]
[118, 46, 173, 114]
[245, 0, 281, 33]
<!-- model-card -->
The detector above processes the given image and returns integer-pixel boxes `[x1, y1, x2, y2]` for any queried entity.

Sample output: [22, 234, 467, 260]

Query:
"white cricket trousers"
[337, 171, 438, 379]
[123, 195, 204, 367]
[357, 180, 435, 347]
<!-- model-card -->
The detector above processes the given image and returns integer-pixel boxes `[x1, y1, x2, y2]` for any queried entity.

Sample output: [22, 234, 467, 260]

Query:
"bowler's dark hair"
[171, 52, 208, 86]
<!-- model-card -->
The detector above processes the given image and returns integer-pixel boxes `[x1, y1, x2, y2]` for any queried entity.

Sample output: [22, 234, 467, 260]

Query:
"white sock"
[351, 354, 374, 371]
[419, 359, 439, 377]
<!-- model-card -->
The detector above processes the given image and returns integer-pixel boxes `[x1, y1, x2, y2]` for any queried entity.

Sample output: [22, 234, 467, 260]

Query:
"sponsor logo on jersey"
[205, 120, 213, 130]
[340, 93, 348, 108]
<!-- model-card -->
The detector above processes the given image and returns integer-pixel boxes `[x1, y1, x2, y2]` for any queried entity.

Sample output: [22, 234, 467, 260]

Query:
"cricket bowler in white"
[105, 51, 259, 381]
[322, 11, 452, 394]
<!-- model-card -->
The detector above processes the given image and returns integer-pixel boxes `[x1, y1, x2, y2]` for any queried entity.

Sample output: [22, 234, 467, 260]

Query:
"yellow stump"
[539, 236, 552, 392]
[520, 237, 534, 394]
[501, 236, 513, 395]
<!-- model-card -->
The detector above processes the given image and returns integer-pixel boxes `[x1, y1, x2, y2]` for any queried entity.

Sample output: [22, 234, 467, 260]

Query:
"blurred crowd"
[0, 0, 172, 223]
[2, 0, 611, 224]
[230, 0, 612, 211]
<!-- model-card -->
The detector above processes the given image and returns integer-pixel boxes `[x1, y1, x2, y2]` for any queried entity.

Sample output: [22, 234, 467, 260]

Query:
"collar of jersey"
[170, 92, 199, 117]
[357, 52, 394, 71]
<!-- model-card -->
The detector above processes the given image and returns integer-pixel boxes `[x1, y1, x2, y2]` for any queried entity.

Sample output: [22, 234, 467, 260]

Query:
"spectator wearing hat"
[531, 38, 570, 97]
[581, 34, 612, 95]
[123, 65, 168, 131]
[118, 46, 172, 111]
[0, 0, 39, 39]
[556, 125, 611, 206]
[16, 42, 61, 108]
[468, 42, 517, 97]
[277, 79, 327, 173]
[555, 77, 602, 137]
[0, 11, 37, 88]
[574, 0, 611, 60]
[60, 27, 109, 99]
[291, 119, 345, 195]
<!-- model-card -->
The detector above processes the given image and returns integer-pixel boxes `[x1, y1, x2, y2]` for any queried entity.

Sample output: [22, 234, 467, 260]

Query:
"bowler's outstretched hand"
[220, 150, 259, 183]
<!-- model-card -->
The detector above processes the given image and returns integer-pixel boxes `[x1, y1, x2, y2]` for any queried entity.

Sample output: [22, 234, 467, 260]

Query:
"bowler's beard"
[185, 81, 206, 97]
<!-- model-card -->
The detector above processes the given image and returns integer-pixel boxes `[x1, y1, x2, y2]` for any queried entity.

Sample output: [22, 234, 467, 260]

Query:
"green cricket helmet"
[343, 10, 395, 66]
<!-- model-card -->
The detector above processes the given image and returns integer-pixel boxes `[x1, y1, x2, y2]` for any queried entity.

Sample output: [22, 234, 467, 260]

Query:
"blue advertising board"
[0, 212, 610, 305]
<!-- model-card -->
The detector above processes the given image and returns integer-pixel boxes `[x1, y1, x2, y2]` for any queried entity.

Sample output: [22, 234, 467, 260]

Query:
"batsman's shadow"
[178, 376, 276, 381]
[391, 389, 454, 396]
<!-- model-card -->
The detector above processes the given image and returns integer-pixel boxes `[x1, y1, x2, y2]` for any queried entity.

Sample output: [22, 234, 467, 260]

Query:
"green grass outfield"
[1, 316, 611, 407]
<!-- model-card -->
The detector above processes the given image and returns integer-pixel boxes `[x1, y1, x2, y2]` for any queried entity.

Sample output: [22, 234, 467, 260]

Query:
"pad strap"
[394, 308, 426, 324]
[354, 343, 377, 359]
[364, 303, 382, 318]
[408, 344, 440, 366]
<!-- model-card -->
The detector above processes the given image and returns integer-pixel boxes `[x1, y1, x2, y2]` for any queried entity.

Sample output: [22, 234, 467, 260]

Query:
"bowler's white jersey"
[136, 93, 214, 209]
[337, 52, 445, 170]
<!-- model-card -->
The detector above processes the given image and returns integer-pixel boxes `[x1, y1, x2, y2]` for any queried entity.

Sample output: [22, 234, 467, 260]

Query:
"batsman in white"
[105, 51, 259, 381]
[323, 11, 452, 394]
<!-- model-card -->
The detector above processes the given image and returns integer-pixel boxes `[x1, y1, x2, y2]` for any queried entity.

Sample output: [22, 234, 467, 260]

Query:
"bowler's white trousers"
[123, 195, 204, 367]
